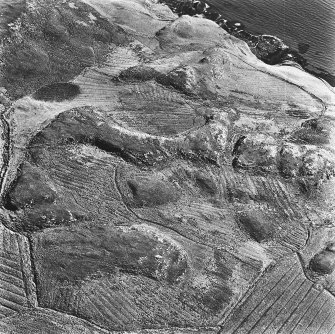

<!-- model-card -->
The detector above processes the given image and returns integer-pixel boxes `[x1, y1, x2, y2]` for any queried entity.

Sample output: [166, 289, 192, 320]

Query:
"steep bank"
[0, 0, 335, 333]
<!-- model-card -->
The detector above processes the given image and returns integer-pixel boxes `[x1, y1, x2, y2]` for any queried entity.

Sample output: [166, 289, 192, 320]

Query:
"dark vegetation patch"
[32, 82, 80, 101]
[237, 211, 275, 242]
[4, 162, 56, 211]
[309, 249, 335, 275]
[127, 177, 180, 207]
[194, 173, 217, 196]
[226, 186, 253, 204]
[201, 286, 232, 313]
[2, 161, 82, 232]
[199, 249, 233, 312]
[232, 136, 246, 156]
[118, 65, 160, 82]
[155, 68, 196, 95]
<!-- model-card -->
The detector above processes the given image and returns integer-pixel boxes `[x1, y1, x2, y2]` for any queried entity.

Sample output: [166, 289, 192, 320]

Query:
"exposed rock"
[327, 243, 335, 252]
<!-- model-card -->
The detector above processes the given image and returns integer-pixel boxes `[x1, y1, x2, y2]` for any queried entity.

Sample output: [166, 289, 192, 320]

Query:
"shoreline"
[158, 0, 335, 87]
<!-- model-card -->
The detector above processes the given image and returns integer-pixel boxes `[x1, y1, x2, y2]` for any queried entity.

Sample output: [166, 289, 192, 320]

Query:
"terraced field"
[0, 225, 36, 318]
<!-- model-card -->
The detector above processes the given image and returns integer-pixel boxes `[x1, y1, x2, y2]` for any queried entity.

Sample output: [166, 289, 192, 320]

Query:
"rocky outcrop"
[1, 0, 335, 333]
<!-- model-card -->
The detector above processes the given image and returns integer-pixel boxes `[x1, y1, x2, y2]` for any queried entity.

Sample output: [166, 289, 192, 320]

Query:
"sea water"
[207, 0, 335, 76]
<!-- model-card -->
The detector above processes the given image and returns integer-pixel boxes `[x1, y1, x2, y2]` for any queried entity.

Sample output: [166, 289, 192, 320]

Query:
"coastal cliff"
[1, 0, 335, 333]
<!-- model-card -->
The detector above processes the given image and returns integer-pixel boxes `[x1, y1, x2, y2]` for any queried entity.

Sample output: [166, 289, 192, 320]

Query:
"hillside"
[1, 0, 335, 333]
